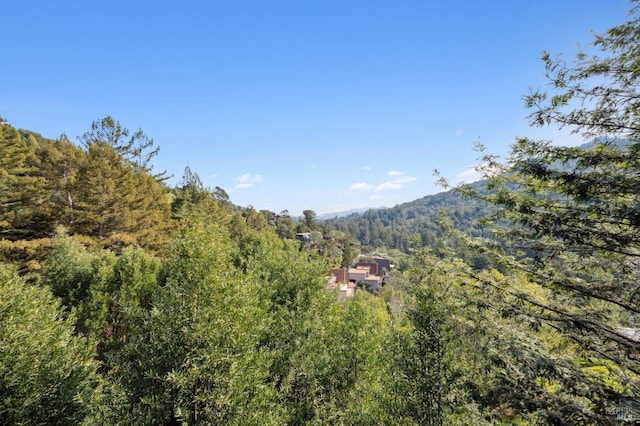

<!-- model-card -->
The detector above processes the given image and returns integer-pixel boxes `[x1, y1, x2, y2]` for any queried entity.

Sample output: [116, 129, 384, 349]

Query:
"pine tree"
[72, 119, 173, 251]
[38, 134, 84, 231]
[78, 116, 165, 179]
[74, 141, 137, 239]
[0, 119, 48, 239]
[456, 2, 640, 420]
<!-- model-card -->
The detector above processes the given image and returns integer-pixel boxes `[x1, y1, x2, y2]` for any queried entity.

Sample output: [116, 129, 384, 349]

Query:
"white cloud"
[457, 167, 480, 180]
[362, 165, 372, 171]
[373, 172, 417, 192]
[350, 182, 373, 191]
[393, 176, 417, 184]
[234, 173, 263, 189]
[456, 163, 500, 184]
[237, 173, 263, 184]
[375, 181, 403, 192]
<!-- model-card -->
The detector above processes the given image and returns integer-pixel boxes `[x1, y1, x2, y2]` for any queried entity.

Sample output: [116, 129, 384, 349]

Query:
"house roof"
[356, 262, 379, 275]
[372, 257, 391, 272]
[328, 268, 349, 284]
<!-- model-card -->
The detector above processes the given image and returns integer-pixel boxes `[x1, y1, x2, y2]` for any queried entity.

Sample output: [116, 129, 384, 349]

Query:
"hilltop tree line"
[0, 116, 357, 273]
[2, 3, 640, 424]
[324, 184, 493, 254]
[1, 117, 171, 248]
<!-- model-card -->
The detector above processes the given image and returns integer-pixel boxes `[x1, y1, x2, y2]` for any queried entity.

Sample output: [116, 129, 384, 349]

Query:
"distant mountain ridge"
[325, 139, 627, 252]
[324, 180, 491, 252]
[317, 207, 387, 220]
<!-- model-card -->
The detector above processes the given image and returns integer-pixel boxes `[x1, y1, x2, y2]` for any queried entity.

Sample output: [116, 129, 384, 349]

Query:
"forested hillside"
[0, 117, 173, 265]
[324, 181, 491, 253]
[323, 139, 630, 256]
[0, 117, 281, 272]
[2, 3, 640, 425]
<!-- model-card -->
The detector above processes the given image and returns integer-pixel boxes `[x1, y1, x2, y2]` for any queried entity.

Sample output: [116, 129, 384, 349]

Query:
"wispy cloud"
[375, 181, 403, 192]
[362, 165, 372, 171]
[457, 167, 481, 182]
[375, 171, 418, 191]
[350, 171, 417, 193]
[456, 163, 499, 184]
[350, 182, 373, 191]
[234, 173, 263, 190]
[393, 176, 417, 184]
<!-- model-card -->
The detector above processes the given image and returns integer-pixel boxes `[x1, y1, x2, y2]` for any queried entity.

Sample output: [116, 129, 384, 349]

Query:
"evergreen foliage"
[0, 119, 49, 240]
[3, 3, 640, 423]
[0, 266, 99, 425]
[324, 183, 492, 254]
[475, 1, 640, 375]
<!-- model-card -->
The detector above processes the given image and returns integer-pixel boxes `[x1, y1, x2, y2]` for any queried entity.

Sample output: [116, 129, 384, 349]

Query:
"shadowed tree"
[455, 2, 640, 421]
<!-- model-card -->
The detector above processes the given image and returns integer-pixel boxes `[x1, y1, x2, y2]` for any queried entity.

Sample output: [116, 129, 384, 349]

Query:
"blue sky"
[1, 1, 630, 215]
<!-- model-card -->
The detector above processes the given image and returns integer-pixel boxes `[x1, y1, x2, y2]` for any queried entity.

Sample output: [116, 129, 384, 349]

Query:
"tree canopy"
[3, 2, 640, 424]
